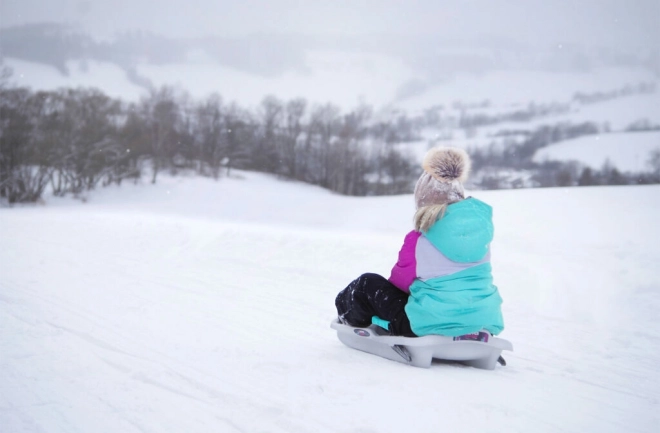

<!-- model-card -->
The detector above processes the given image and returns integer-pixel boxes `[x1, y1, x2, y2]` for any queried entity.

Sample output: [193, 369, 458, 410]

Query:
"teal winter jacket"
[388, 198, 504, 337]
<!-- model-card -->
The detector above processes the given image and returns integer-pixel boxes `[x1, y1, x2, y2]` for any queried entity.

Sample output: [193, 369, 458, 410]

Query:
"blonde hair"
[414, 204, 448, 232]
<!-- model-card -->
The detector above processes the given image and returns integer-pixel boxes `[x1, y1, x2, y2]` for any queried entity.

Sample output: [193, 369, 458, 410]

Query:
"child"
[335, 147, 504, 337]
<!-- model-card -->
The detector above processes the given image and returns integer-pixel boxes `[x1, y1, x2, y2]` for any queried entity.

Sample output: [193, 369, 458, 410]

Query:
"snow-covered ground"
[533, 131, 660, 172]
[470, 91, 660, 137]
[1, 171, 659, 432]
[3, 50, 422, 109]
[138, 49, 422, 109]
[4, 55, 656, 116]
[4, 58, 146, 102]
[398, 67, 658, 113]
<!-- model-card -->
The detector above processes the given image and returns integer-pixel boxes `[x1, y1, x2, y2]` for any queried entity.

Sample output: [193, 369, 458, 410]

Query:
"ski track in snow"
[1, 172, 659, 433]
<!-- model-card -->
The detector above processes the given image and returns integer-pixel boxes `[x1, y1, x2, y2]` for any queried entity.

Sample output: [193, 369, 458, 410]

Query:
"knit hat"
[414, 147, 471, 209]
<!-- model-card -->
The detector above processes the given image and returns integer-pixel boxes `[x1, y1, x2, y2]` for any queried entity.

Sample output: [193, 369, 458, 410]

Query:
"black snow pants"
[335, 273, 416, 337]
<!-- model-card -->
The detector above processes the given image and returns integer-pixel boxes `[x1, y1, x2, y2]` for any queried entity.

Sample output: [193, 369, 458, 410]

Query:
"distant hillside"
[533, 131, 660, 172]
[2, 22, 658, 103]
[0, 23, 309, 90]
[2, 22, 659, 200]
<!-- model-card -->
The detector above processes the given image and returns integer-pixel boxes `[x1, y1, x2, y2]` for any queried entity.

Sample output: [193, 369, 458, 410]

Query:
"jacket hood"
[424, 197, 493, 263]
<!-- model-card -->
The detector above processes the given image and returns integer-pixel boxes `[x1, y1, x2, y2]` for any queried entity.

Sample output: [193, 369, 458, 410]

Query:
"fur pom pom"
[421, 147, 471, 183]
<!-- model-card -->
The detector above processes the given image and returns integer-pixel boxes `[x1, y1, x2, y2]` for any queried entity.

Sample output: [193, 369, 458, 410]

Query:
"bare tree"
[0, 87, 51, 202]
[140, 87, 180, 183]
[194, 94, 225, 179]
[306, 103, 340, 187]
[280, 98, 306, 179]
[223, 103, 253, 177]
[254, 96, 283, 173]
[115, 103, 151, 185]
[41, 88, 124, 195]
[329, 104, 371, 195]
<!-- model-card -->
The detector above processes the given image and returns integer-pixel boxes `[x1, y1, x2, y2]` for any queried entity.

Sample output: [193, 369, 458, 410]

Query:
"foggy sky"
[1, 0, 658, 49]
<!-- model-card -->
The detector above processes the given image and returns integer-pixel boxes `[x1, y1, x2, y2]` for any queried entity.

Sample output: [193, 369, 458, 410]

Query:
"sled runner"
[331, 319, 513, 370]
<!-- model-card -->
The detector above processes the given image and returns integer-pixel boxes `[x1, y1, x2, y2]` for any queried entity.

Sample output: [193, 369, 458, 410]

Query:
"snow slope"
[3, 50, 421, 109]
[468, 91, 660, 138]
[4, 55, 657, 117]
[399, 67, 658, 113]
[1, 171, 659, 433]
[533, 131, 660, 172]
[137, 49, 422, 109]
[3, 58, 146, 101]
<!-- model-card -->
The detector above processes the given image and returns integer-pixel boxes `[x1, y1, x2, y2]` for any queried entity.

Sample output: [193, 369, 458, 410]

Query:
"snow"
[1, 171, 659, 432]
[5, 54, 657, 121]
[3, 58, 146, 102]
[469, 91, 660, 138]
[398, 67, 657, 112]
[2, 50, 422, 109]
[533, 131, 660, 172]
[137, 49, 421, 109]
[545, 92, 660, 131]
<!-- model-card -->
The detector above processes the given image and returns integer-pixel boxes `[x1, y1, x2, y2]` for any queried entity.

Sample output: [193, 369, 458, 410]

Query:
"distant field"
[5, 52, 659, 174]
[4, 54, 657, 115]
[533, 131, 660, 172]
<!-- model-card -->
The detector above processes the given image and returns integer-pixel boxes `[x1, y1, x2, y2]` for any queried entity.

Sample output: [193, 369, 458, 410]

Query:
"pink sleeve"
[388, 230, 421, 293]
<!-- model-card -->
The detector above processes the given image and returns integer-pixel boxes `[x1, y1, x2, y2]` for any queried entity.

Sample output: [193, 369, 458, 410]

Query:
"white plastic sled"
[331, 319, 513, 370]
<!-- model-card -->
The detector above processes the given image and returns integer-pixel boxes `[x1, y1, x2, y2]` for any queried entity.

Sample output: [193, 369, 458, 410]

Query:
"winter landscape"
[2, 1, 660, 432]
[2, 172, 659, 432]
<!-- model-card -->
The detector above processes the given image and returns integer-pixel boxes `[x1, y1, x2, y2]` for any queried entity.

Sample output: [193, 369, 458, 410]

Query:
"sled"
[331, 319, 513, 370]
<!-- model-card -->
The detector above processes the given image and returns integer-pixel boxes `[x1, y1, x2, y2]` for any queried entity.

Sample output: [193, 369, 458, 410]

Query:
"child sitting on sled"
[335, 147, 504, 337]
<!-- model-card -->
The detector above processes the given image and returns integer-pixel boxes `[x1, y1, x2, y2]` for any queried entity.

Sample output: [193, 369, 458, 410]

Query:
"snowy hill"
[136, 49, 422, 109]
[4, 58, 146, 102]
[1, 171, 659, 432]
[398, 67, 658, 114]
[3, 50, 422, 109]
[533, 131, 660, 172]
[4, 29, 660, 176]
[6, 53, 660, 174]
[5, 55, 657, 113]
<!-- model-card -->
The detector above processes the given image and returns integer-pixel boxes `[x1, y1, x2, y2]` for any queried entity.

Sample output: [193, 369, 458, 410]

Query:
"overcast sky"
[1, 0, 658, 49]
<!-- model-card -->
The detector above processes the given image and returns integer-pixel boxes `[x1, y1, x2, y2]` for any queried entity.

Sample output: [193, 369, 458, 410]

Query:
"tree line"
[2, 68, 659, 204]
[469, 127, 660, 189]
[0, 79, 419, 203]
